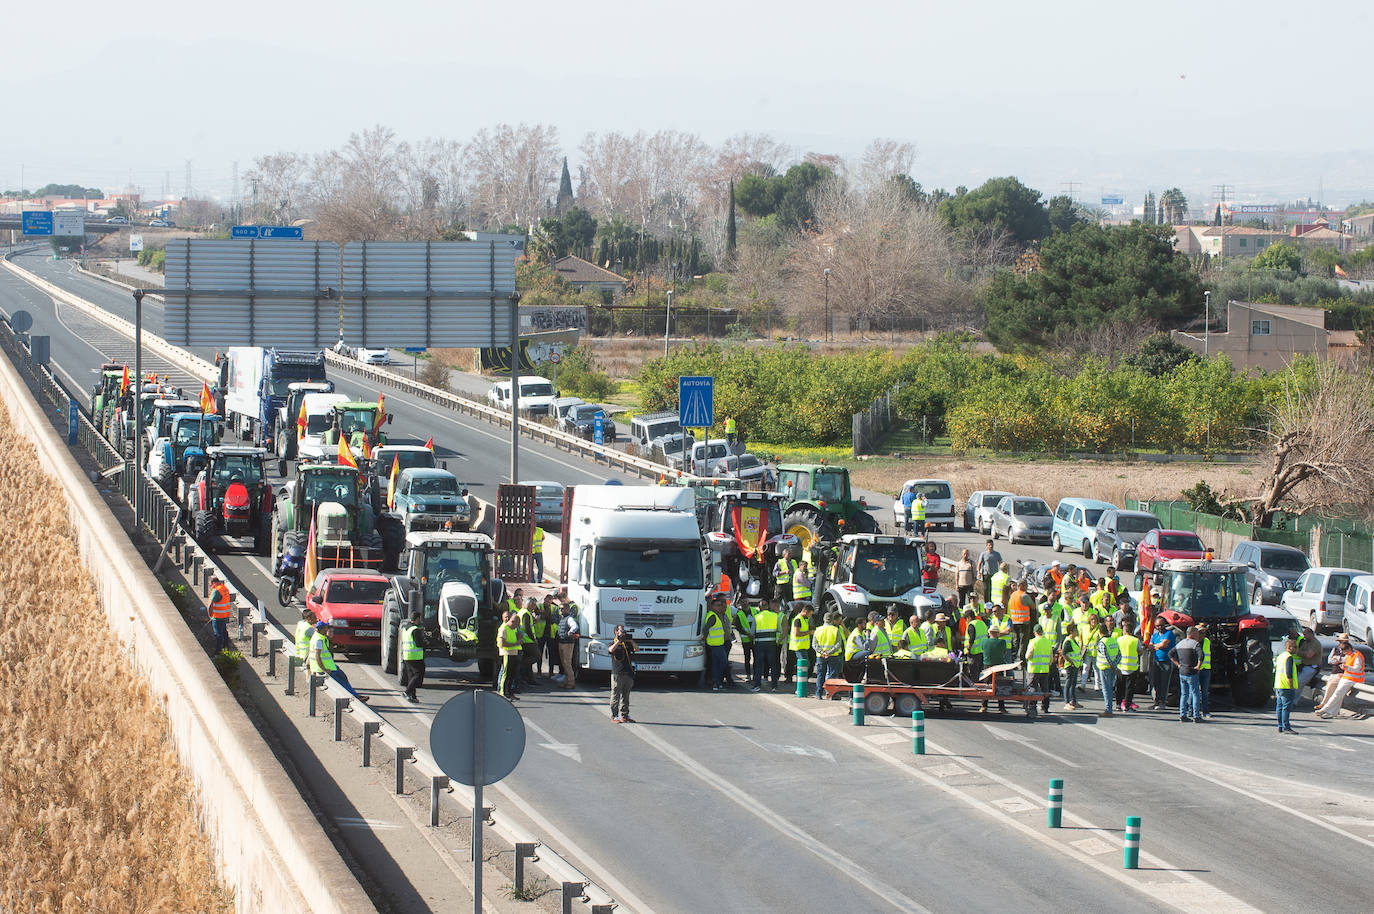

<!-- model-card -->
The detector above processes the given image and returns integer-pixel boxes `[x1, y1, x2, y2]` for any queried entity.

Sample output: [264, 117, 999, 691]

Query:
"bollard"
[237, 604, 250, 639]
[333, 698, 350, 740]
[286, 656, 300, 695]
[795, 655, 810, 697]
[267, 638, 282, 677]
[513, 842, 539, 891]
[1048, 778, 1064, 828]
[361, 721, 381, 767]
[1123, 816, 1141, 869]
[852, 683, 865, 726]
[251, 622, 267, 657]
[430, 775, 449, 827]
[395, 746, 414, 795]
[561, 882, 587, 914]
[308, 673, 325, 716]
[913, 709, 926, 755]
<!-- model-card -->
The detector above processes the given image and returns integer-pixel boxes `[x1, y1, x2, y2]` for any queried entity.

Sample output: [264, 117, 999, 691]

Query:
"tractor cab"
[188, 447, 271, 554]
[821, 532, 944, 622]
[705, 490, 798, 600]
[323, 401, 391, 457]
[775, 463, 878, 549]
[151, 412, 221, 493]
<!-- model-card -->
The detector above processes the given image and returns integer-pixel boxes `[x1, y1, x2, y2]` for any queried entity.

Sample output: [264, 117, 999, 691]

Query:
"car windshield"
[411, 476, 458, 496]
[1083, 509, 1105, 526]
[379, 450, 435, 474]
[337, 408, 377, 437]
[325, 579, 389, 604]
[1013, 499, 1050, 516]
[533, 484, 563, 499]
[303, 470, 358, 506]
[306, 412, 333, 435]
[1262, 551, 1310, 572]
[981, 493, 1007, 507]
[813, 472, 846, 500]
[1163, 569, 1246, 619]
[214, 455, 263, 485]
[661, 437, 690, 455]
[1159, 534, 1204, 551]
[1118, 515, 1160, 533]
[593, 546, 704, 590]
[520, 382, 554, 398]
[423, 547, 488, 602]
[850, 544, 926, 597]
[913, 482, 950, 499]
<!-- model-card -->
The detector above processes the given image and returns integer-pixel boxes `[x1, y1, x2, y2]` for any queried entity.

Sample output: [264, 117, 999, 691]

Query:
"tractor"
[187, 447, 272, 554]
[270, 462, 390, 581]
[112, 383, 179, 458]
[90, 363, 126, 437]
[1143, 558, 1274, 707]
[774, 463, 880, 550]
[378, 531, 505, 684]
[322, 401, 391, 459]
[815, 533, 945, 623]
[149, 411, 220, 494]
[703, 490, 798, 603]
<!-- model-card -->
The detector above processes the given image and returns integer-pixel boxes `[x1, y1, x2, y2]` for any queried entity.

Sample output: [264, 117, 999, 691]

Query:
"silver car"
[990, 496, 1053, 545]
[1281, 567, 1362, 632]
[963, 490, 1013, 533]
[522, 480, 566, 529]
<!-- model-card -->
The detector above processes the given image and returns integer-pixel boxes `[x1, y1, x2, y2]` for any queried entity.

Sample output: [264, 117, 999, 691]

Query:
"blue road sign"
[403, 346, 427, 353]
[231, 225, 303, 239]
[1101, 194, 1124, 206]
[22, 211, 53, 236]
[679, 375, 714, 428]
[593, 414, 605, 446]
[230, 225, 258, 238]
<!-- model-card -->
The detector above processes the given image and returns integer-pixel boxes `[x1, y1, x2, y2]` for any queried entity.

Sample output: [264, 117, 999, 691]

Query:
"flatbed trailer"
[820, 660, 1048, 718]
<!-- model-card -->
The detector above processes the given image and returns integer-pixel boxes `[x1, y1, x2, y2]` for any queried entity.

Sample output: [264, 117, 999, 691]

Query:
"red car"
[1135, 528, 1207, 576]
[305, 569, 390, 650]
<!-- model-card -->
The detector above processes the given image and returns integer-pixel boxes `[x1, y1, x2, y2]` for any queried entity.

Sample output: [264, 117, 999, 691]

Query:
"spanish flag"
[374, 393, 386, 431]
[1335, 263, 1349, 278]
[296, 400, 307, 439]
[423, 436, 434, 450]
[731, 503, 767, 559]
[360, 430, 372, 461]
[387, 456, 399, 510]
[120, 365, 130, 394]
[337, 432, 358, 469]
[199, 382, 214, 414]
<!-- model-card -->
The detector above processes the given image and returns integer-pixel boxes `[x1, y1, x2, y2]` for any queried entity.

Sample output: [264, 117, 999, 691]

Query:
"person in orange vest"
[206, 572, 233, 653]
[1007, 580, 1034, 658]
[1316, 633, 1366, 719]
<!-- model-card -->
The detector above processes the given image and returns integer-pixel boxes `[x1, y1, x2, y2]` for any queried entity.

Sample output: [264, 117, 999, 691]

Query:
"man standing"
[497, 610, 521, 699]
[1195, 623, 1213, 718]
[749, 601, 780, 692]
[900, 484, 916, 531]
[812, 611, 844, 699]
[532, 525, 546, 582]
[609, 625, 637, 723]
[732, 600, 755, 681]
[913, 491, 928, 536]
[555, 602, 580, 690]
[207, 572, 233, 654]
[294, 608, 317, 665]
[724, 415, 737, 449]
[1007, 580, 1034, 657]
[990, 562, 1012, 611]
[704, 594, 730, 691]
[1059, 626, 1084, 710]
[1275, 635, 1300, 733]
[1095, 620, 1120, 717]
[1170, 626, 1204, 723]
[773, 550, 797, 606]
[399, 611, 426, 703]
[789, 604, 814, 685]
[1149, 621, 1177, 710]
[1024, 624, 1055, 713]
[1316, 633, 1366, 719]
[1116, 624, 1141, 712]
[955, 549, 975, 609]
[977, 540, 1002, 605]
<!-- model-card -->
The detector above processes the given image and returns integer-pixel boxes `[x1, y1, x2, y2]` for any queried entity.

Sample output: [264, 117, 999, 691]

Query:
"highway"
[7, 248, 1374, 913]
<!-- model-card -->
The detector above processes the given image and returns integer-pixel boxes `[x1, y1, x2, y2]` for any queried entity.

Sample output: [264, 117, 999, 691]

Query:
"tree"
[555, 157, 574, 216]
[725, 179, 737, 258]
[1160, 187, 1188, 225]
[1214, 204, 1222, 226]
[466, 123, 560, 230]
[1251, 241, 1303, 275]
[1142, 191, 1156, 225]
[538, 206, 597, 259]
[1123, 332, 1198, 377]
[937, 176, 1050, 248]
[1046, 195, 1086, 234]
[35, 183, 102, 199]
[732, 162, 832, 229]
[983, 222, 1204, 351]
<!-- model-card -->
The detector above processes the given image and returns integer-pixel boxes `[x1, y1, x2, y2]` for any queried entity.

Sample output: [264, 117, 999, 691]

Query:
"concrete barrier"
[0, 348, 375, 913]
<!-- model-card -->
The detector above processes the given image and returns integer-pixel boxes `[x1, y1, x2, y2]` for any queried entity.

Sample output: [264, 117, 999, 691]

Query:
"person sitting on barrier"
[310, 621, 369, 704]
[294, 608, 317, 664]
[1316, 634, 1366, 719]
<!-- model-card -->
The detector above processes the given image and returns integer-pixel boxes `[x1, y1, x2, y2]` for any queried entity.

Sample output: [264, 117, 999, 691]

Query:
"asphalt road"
[8, 251, 1374, 913]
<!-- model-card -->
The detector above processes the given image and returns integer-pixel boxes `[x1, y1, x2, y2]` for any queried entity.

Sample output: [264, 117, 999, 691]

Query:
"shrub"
[552, 347, 616, 401]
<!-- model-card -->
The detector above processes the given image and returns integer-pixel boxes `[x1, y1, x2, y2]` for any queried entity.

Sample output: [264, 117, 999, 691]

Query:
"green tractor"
[775, 463, 880, 550]
[90, 363, 126, 437]
[270, 462, 391, 580]
[322, 401, 391, 459]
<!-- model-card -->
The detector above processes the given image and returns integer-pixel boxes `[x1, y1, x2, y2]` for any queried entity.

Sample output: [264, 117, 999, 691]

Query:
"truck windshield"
[813, 472, 846, 501]
[594, 546, 704, 590]
[213, 455, 263, 486]
[303, 471, 358, 506]
[520, 382, 554, 398]
[720, 502, 783, 539]
[850, 544, 925, 597]
[337, 408, 378, 437]
[423, 547, 488, 602]
[1163, 569, 1246, 619]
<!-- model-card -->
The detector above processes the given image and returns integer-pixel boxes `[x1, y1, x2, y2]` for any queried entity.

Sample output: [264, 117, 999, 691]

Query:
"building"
[1341, 213, 1374, 238]
[1172, 225, 1286, 259]
[1171, 300, 1328, 372]
[550, 255, 628, 299]
[1292, 225, 1350, 251]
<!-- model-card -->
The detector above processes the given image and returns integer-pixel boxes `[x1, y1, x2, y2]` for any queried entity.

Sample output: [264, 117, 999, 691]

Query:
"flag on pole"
[337, 432, 358, 469]
[423, 436, 434, 450]
[387, 456, 399, 510]
[1335, 263, 1349, 278]
[199, 382, 214, 414]
[296, 400, 307, 438]
[360, 430, 372, 461]
[120, 365, 130, 394]
[374, 393, 386, 431]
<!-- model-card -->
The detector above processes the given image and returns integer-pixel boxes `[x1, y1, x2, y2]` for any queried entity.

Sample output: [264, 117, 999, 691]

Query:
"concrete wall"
[0, 352, 376, 914]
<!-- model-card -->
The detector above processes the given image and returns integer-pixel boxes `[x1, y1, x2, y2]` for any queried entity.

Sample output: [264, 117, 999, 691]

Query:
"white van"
[485, 377, 557, 416]
[630, 411, 683, 449]
[891, 479, 955, 531]
[295, 392, 350, 460]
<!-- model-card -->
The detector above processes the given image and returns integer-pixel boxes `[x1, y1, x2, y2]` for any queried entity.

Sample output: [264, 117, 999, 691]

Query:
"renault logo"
[643, 627, 654, 638]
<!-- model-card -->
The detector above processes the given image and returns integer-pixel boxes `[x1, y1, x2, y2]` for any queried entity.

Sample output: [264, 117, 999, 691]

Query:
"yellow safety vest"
[517, 607, 535, 644]
[498, 622, 521, 656]
[903, 625, 928, 653]
[1199, 637, 1211, 671]
[990, 571, 1010, 606]
[705, 610, 726, 647]
[845, 628, 866, 661]
[813, 623, 842, 657]
[789, 615, 812, 651]
[965, 619, 989, 655]
[913, 498, 926, 521]
[753, 609, 779, 643]
[1061, 637, 1083, 668]
[870, 628, 893, 658]
[733, 607, 754, 643]
[309, 631, 337, 673]
[1026, 635, 1055, 674]
[1117, 634, 1140, 673]
[886, 619, 906, 644]
[792, 565, 812, 600]
[775, 557, 798, 581]
[294, 619, 314, 661]
[1095, 637, 1120, 671]
[400, 622, 424, 661]
[532, 526, 544, 549]
[1274, 650, 1299, 690]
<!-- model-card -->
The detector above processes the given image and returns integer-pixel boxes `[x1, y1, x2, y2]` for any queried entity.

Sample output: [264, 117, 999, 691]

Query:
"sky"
[3, 0, 1371, 211]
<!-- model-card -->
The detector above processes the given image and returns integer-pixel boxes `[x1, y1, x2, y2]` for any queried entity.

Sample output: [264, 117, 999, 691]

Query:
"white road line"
[981, 722, 1082, 769]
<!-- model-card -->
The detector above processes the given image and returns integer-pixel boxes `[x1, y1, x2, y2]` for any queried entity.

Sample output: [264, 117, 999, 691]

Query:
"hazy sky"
[4, 0, 1371, 209]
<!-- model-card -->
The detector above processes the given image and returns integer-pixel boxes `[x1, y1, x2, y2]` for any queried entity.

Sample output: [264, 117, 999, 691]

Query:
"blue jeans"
[210, 618, 230, 653]
[1198, 669, 1211, 714]
[328, 668, 363, 700]
[1061, 665, 1079, 705]
[1275, 687, 1296, 731]
[814, 654, 843, 698]
[1179, 673, 1201, 719]
[1098, 668, 1116, 710]
[708, 644, 728, 687]
[752, 642, 779, 689]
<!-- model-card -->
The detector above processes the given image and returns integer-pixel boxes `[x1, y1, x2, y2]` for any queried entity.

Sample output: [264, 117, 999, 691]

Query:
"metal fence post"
[430, 775, 450, 826]
[362, 721, 381, 766]
[267, 638, 282, 677]
[395, 746, 414, 794]
[513, 842, 539, 891]
[333, 698, 350, 740]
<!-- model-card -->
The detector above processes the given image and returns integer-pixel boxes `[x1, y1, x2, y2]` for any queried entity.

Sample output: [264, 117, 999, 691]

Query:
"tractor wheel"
[850, 510, 880, 535]
[1231, 633, 1274, 708]
[380, 600, 398, 674]
[269, 515, 282, 569]
[283, 531, 307, 556]
[783, 505, 838, 553]
[193, 510, 215, 546]
[155, 464, 175, 493]
[361, 529, 384, 555]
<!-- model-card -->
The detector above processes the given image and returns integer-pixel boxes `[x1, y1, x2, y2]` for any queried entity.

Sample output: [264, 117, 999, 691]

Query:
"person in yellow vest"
[207, 572, 233, 653]
[1195, 622, 1212, 719]
[724, 415, 737, 448]
[1059, 627, 1085, 710]
[963, 607, 990, 681]
[789, 604, 814, 686]
[774, 551, 798, 604]
[812, 611, 844, 699]
[990, 562, 1011, 609]
[704, 593, 730, 691]
[505, 588, 524, 622]
[310, 620, 369, 703]
[1116, 624, 1142, 713]
[912, 492, 928, 535]
[922, 612, 954, 656]
[924, 634, 952, 660]
[1073, 597, 1098, 691]
[1094, 619, 1120, 716]
[294, 608, 317, 664]
[987, 603, 1011, 644]
[497, 610, 521, 699]
[1274, 634, 1300, 733]
[532, 525, 546, 582]
[399, 611, 427, 703]
[902, 613, 929, 656]
[518, 597, 539, 686]
[1024, 625, 1055, 713]
[845, 618, 869, 663]
[864, 612, 893, 683]
[885, 608, 906, 647]
[749, 600, 781, 692]
[791, 563, 813, 613]
[732, 600, 755, 682]
[531, 599, 553, 678]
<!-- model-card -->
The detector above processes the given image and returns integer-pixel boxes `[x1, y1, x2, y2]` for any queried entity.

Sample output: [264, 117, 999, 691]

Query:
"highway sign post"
[231, 225, 304, 239]
[430, 691, 526, 914]
[593, 414, 605, 446]
[53, 212, 84, 236]
[21, 211, 53, 236]
[129, 235, 144, 253]
[679, 375, 714, 429]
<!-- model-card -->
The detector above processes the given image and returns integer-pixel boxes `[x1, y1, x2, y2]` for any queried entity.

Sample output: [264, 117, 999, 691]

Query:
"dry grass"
[0, 399, 233, 913]
[850, 455, 1263, 508]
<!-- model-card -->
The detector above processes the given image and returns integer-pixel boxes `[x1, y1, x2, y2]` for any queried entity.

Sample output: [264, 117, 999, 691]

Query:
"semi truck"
[560, 485, 708, 674]
[217, 347, 327, 449]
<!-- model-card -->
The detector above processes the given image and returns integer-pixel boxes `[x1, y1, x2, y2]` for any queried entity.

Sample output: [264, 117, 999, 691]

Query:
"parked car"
[1343, 575, 1374, 645]
[630, 411, 683, 450]
[551, 396, 584, 423]
[682, 439, 730, 476]
[105, 216, 129, 224]
[653, 432, 694, 467]
[1135, 529, 1207, 577]
[1051, 497, 1114, 556]
[486, 381, 511, 410]
[148, 219, 170, 227]
[890, 479, 955, 532]
[1229, 540, 1310, 606]
[989, 495, 1053, 545]
[562, 403, 617, 442]
[356, 346, 391, 366]
[714, 453, 773, 485]
[1282, 566, 1363, 632]
[1090, 509, 1160, 569]
[963, 490, 1013, 534]
[522, 480, 566, 529]
[305, 569, 389, 651]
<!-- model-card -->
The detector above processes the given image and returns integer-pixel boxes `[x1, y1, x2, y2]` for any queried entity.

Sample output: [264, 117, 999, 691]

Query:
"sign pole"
[472, 693, 485, 914]
[509, 291, 521, 485]
[133, 289, 144, 530]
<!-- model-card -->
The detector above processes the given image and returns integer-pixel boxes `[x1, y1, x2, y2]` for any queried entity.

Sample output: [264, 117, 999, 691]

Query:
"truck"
[560, 485, 708, 674]
[216, 347, 327, 448]
[813, 533, 945, 622]
[775, 463, 880, 549]
[378, 531, 504, 683]
[276, 380, 335, 460]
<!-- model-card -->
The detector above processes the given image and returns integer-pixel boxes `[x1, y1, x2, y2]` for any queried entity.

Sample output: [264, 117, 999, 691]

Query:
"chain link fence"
[852, 384, 902, 457]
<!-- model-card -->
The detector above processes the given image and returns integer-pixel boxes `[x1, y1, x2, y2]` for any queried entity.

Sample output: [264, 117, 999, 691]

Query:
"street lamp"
[508, 290, 521, 484]
[664, 289, 674, 356]
[824, 268, 831, 342]
[1204, 290, 1211, 358]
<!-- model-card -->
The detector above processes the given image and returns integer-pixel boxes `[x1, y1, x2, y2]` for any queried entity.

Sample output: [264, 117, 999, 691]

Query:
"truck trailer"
[217, 347, 327, 449]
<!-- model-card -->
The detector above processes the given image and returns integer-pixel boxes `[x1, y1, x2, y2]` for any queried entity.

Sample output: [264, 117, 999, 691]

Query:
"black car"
[561, 403, 616, 442]
[1091, 509, 1160, 570]
[1229, 540, 1310, 606]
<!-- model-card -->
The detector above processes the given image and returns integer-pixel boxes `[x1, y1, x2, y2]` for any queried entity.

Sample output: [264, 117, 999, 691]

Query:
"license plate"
[355, 630, 380, 637]
[637, 664, 661, 670]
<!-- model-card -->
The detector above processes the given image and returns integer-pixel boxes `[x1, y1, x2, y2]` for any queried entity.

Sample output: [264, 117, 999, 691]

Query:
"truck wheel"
[194, 510, 214, 545]
[863, 692, 891, 716]
[893, 693, 923, 717]
[783, 505, 838, 553]
[380, 602, 398, 674]
[1231, 634, 1274, 708]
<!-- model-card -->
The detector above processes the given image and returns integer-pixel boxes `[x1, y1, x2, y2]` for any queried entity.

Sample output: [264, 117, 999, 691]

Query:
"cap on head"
[314, 621, 328, 632]
[1338, 632, 1350, 642]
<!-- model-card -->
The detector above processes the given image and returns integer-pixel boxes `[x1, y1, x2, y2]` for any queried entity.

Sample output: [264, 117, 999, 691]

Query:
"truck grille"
[605, 612, 677, 628]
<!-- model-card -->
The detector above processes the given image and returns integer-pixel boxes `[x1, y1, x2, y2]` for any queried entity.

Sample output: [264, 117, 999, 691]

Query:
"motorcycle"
[276, 541, 306, 607]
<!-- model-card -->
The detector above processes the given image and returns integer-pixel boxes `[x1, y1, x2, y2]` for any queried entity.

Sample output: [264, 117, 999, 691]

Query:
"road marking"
[981, 723, 1082, 769]
[716, 719, 837, 762]
[991, 796, 1036, 813]
[866, 730, 909, 746]
[1071, 837, 1115, 856]
[624, 721, 933, 914]
[524, 716, 582, 763]
[923, 763, 968, 778]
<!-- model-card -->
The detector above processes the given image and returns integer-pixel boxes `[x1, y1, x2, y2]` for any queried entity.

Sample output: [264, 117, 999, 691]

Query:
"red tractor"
[188, 446, 273, 554]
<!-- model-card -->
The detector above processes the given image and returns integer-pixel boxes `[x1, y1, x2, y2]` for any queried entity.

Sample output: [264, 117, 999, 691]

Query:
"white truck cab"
[296, 393, 351, 460]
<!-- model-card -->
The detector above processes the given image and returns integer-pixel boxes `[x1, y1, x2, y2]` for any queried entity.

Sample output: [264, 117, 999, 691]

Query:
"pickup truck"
[390, 467, 471, 534]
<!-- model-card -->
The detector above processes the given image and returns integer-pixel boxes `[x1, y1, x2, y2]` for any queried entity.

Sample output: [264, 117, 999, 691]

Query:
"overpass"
[0, 214, 132, 235]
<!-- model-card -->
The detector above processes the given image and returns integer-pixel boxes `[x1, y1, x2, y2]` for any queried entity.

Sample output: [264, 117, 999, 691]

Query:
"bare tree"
[1225, 360, 1374, 526]
[466, 123, 560, 230]
[578, 130, 639, 218]
[243, 152, 310, 225]
[396, 138, 467, 239]
[1054, 317, 1159, 365]
[310, 125, 404, 242]
[852, 139, 918, 192]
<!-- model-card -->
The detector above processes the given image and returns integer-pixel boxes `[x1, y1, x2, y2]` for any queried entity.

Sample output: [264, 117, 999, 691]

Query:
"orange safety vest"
[1008, 591, 1032, 624]
[208, 583, 233, 620]
[1343, 651, 1366, 683]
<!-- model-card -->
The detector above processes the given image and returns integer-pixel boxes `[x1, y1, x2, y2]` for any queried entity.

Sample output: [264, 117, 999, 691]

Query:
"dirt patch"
[850, 456, 1262, 508]
[0, 398, 232, 913]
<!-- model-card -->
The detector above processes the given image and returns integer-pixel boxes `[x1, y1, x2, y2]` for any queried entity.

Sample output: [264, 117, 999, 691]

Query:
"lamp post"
[664, 289, 673, 356]
[131, 289, 145, 529]
[824, 268, 831, 342]
[1204, 290, 1211, 358]
[509, 291, 521, 484]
